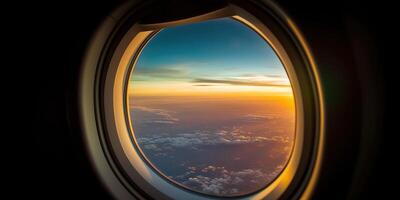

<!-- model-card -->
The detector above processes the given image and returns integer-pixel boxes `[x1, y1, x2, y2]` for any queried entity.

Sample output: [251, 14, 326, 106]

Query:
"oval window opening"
[127, 17, 295, 197]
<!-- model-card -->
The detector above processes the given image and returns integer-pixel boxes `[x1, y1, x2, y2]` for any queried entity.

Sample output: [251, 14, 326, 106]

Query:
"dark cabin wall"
[7, 0, 386, 199]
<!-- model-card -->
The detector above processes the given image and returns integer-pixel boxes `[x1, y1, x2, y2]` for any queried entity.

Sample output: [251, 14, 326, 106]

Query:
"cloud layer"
[174, 165, 284, 196]
[137, 126, 290, 151]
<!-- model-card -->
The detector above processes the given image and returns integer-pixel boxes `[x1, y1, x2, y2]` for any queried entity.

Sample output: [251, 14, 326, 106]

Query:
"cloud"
[192, 78, 290, 87]
[132, 106, 290, 150]
[240, 74, 284, 78]
[132, 106, 179, 124]
[174, 165, 285, 196]
[241, 114, 277, 122]
[132, 67, 188, 79]
[192, 84, 216, 87]
[137, 126, 289, 150]
[139, 136, 203, 148]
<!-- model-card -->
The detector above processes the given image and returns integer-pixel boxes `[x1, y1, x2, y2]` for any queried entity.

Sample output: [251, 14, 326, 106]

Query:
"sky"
[128, 18, 295, 196]
[129, 17, 292, 97]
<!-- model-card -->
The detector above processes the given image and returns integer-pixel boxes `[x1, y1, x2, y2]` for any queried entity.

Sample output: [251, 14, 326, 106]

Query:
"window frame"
[79, 1, 324, 199]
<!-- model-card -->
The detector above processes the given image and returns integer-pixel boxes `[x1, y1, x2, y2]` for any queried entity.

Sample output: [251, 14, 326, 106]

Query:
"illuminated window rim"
[79, 1, 324, 200]
[124, 17, 298, 198]
[110, 8, 303, 199]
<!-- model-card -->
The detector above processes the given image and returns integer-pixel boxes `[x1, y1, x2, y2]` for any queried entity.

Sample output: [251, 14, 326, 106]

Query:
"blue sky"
[129, 17, 291, 96]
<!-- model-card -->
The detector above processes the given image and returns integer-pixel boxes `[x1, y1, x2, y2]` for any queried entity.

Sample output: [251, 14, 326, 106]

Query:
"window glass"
[128, 18, 295, 196]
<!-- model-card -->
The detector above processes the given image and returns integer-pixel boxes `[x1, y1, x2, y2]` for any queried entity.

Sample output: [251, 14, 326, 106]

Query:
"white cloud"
[137, 126, 289, 150]
[176, 165, 285, 196]
[243, 114, 277, 121]
[132, 106, 179, 124]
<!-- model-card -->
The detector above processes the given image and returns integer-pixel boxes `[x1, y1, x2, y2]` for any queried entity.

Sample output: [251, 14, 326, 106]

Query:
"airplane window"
[127, 17, 295, 197]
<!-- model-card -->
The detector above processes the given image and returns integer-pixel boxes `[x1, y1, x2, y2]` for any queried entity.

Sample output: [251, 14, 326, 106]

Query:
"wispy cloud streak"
[192, 78, 290, 87]
[132, 67, 188, 79]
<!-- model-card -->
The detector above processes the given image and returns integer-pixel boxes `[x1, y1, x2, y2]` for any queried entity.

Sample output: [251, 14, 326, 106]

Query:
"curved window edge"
[78, 1, 325, 200]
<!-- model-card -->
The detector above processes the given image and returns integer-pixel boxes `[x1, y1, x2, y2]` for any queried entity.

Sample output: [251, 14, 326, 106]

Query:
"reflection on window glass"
[128, 18, 295, 197]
